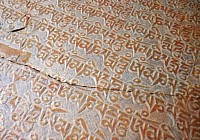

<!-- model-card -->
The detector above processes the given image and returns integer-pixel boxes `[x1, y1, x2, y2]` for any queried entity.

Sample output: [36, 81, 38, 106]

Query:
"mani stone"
[0, 0, 199, 140]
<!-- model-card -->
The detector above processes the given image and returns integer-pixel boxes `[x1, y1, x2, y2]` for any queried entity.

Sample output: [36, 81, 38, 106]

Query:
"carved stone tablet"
[0, 0, 199, 139]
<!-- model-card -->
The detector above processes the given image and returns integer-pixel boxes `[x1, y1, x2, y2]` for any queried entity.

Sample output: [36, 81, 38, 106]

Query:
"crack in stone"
[5, 57, 130, 91]
[1, 57, 176, 97]
[10, 26, 26, 33]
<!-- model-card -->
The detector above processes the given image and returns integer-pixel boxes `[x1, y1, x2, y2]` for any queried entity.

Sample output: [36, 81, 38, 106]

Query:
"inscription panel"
[0, 0, 199, 139]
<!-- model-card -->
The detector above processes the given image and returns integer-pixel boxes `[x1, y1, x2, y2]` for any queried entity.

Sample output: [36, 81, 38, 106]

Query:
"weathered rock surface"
[0, 0, 199, 139]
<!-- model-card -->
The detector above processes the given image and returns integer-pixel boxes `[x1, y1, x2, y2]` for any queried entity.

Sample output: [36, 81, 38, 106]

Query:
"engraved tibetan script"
[0, 0, 199, 140]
